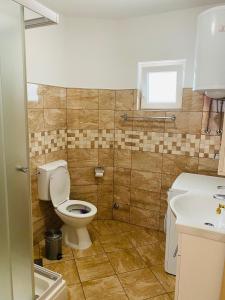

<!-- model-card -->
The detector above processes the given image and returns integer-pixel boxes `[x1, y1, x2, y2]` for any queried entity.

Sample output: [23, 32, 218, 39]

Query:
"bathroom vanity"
[170, 192, 225, 300]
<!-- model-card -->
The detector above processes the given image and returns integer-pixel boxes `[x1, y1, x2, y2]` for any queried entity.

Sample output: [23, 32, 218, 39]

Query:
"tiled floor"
[33, 220, 175, 300]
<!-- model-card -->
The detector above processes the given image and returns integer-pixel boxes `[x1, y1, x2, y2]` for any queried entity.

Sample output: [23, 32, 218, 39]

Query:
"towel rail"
[120, 113, 176, 122]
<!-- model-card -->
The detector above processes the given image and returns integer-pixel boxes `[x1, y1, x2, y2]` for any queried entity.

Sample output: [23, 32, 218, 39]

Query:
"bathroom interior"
[1, 0, 225, 299]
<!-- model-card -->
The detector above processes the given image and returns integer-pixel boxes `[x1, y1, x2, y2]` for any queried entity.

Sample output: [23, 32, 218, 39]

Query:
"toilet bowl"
[38, 160, 97, 250]
[55, 200, 97, 249]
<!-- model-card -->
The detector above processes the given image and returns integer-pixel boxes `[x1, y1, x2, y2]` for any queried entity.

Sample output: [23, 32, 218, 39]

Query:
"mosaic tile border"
[29, 129, 221, 159]
[29, 129, 67, 157]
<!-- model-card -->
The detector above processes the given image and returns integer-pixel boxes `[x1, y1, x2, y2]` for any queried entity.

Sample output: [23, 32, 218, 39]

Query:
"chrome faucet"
[214, 186, 225, 214]
[213, 186, 225, 201]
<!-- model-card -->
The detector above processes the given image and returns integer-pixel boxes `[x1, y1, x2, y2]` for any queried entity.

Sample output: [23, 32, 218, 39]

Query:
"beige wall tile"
[161, 173, 178, 192]
[132, 152, 162, 172]
[30, 154, 45, 175]
[68, 149, 98, 168]
[98, 149, 114, 167]
[165, 112, 202, 134]
[70, 185, 98, 205]
[44, 109, 66, 130]
[162, 154, 198, 175]
[115, 111, 133, 130]
[130, 206, 159, 229]
[98, 184, 113, 208]
[114, 149, 131, 168]
[198, 158, 219, 176]
[114, 167, 131, 187]
[132, 111, 166, 132]
[97, 206, 113, 220]
[201, 112, 221, 135]
[131, 170, 161, 192]
[70, 167, 97, 186]
[67, 110, 98, 129]
[28, 109, 44, 132]
[45, 150, 67, 164]
[114, 185, 130, 205]
[67, 88, 99, 109]
[99, 90, 115, 110]
[99, 110, 114, 129]
[131, 188, 160, 211]
[43, 86, 66, 108]
[96, 167, 113, 185]
[113, 204, 130, 223]
[182, 89, 204, 112]
[116, 90, 134, 111]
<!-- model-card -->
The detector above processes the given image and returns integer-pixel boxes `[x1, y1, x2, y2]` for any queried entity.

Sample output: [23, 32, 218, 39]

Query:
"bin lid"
[50, 166, 70, 208]
[45, 229, 62, 239]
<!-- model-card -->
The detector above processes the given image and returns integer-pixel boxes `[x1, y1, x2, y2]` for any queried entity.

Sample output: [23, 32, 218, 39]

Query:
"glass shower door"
[0, 0, 34, 299]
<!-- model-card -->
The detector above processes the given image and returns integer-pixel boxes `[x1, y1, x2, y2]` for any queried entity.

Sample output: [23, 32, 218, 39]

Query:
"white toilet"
[37, 160, 97, 250]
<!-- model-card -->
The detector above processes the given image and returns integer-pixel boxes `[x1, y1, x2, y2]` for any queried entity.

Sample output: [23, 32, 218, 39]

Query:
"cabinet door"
[218, 118, 225, 175]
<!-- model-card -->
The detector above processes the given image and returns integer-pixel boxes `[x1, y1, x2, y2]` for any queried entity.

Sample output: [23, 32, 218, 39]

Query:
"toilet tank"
[37, 160, 68, 201]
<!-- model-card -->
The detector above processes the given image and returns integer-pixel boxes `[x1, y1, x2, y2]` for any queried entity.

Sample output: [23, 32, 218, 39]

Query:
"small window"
[138, 60, 185, 110]
[27, 83, 38, 102]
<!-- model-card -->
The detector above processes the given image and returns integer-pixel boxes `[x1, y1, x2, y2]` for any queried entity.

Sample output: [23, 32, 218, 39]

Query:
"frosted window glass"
[27, 83, 38, 102]
[148, 71, 177, 104]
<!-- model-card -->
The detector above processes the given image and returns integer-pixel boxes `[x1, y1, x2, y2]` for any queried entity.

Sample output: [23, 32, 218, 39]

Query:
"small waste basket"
[45, 229, 62, 260]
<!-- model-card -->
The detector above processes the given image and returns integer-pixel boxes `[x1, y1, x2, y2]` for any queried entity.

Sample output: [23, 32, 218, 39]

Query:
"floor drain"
[204, 222, 214, 227]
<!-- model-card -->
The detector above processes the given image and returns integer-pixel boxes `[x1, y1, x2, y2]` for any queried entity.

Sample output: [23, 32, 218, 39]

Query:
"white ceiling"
[38, 0, 223, 19]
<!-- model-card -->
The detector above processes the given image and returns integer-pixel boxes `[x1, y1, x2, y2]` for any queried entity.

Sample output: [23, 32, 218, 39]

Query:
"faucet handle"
[217, 186, 225, 190]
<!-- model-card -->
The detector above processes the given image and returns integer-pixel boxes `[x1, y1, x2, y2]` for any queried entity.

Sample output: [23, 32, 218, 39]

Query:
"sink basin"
[170, 192, 225, 241]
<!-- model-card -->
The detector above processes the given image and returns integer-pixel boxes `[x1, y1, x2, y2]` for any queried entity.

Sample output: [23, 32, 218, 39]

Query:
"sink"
[170, 192, 225, 241]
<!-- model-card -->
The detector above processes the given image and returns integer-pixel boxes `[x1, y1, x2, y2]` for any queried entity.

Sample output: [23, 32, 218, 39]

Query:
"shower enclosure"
[0, 1, 58, 299]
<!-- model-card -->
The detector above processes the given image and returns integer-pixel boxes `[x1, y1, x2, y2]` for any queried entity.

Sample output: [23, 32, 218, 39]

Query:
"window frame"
[137, 59, 186, 110]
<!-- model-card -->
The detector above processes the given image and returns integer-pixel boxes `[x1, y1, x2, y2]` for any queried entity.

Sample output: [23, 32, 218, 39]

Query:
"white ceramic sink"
[170, 192, 225, 240]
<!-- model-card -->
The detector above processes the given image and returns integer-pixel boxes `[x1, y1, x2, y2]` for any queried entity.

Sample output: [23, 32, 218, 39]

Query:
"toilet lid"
[50, 167, 70, 208]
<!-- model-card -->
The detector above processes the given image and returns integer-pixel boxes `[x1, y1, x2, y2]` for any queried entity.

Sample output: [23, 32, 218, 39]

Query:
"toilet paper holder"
[95, 166, 105, 177]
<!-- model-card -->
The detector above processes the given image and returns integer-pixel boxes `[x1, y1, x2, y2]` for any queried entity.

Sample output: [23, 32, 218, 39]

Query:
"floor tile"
[150, 265, 176, 293]
[147, 294, 171, 299]
[119, 268, 165, 299]
[126, 229, 160, 248]
[68, 283, 85, 300]
[33, 244, 40, 260]
[73, 240, 105, 259]
[99, 233, 133, 252]
[168, 292, 175, 299]
[76, 254, 115, 282]
[107, 248, 146, 274]
[82, 275, 128, 300]
[46, 260, 80, 285]
[40, 240, 74, 265]
[137, 242, 165, 266]
[92, 220, 123, 235]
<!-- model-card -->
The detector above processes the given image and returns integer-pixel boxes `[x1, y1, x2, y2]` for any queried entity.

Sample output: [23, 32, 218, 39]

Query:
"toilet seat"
[57, 200, 97, 218]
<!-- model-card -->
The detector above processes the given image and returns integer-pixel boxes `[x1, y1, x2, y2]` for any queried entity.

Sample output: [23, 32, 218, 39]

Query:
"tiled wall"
[28, 85, 222, 243]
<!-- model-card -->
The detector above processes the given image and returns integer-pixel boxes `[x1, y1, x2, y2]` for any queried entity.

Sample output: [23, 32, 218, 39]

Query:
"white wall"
[25, 5, 212, 89]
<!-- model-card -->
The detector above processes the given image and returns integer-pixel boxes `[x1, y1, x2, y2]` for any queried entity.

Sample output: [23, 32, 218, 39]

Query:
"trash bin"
[45, 229, 62, 260]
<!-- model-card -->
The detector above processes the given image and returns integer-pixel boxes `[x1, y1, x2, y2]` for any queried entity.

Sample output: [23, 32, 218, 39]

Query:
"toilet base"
[61, 225, 92, 250]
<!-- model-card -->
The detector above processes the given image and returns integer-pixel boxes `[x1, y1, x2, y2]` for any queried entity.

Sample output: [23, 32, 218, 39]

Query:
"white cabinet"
[175, 233, 225, 300]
